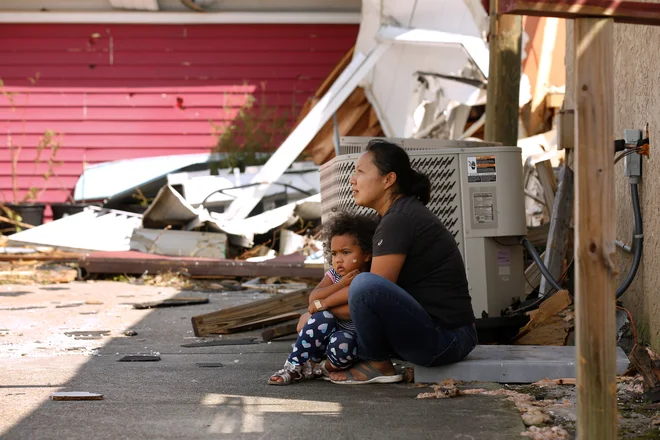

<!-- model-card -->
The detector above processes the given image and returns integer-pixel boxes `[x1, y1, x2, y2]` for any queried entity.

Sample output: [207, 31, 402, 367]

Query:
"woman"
[329, 139, 477, 385]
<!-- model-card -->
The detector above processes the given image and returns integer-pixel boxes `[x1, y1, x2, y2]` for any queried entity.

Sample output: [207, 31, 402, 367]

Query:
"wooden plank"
[545, 92, 565, 109]
[191, 287, 311, 336]
[0, 253, 80, 263]
[526, 223, 549, 247]
[181, 339, 257, 348]
[485, 0, 523, 145]
[314, 46, 355, 98]
[540, 159, 574, 295]
[51, 392, 103, 401]
[574, 18, 617, 440]
[558, 107, 575, 150]
[535, 160, 557, 220]
[500, 0, 660, 26]
[262, 322, 299, 342]
[80, 253, 324, 279]
[218, 312, 301, 334]
[132, 297, 209, 310]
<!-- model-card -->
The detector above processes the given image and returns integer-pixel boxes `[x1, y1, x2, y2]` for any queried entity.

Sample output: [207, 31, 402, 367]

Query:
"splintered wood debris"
[0, 262, 78, 284]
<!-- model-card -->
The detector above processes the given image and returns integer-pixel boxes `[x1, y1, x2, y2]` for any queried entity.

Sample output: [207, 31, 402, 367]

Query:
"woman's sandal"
[330, 362, 403, 385]
[267, 361, 304, 385]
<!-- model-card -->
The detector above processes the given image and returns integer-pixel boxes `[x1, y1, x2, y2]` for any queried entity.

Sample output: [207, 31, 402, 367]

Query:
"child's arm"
[308, 279, 355, 315]
[313, 288, 349, 312]
[329, 304, 351, 320]
[309, 272, 349, 302]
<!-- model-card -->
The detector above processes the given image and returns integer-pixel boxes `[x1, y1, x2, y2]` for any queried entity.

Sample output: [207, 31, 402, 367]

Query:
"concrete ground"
[0, 280, 527, 439]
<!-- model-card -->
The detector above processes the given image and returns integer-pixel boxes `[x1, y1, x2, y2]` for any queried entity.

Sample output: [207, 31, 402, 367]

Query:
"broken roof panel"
[73, 153, 215, 202]
[7, 207, 142, 252]
[356, 0, 489, 137]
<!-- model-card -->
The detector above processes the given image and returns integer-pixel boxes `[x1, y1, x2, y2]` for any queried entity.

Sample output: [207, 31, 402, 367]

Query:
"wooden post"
[574, 17, 617, 439]
[485, 0, 523, 144]
[540, 157, 574, 295]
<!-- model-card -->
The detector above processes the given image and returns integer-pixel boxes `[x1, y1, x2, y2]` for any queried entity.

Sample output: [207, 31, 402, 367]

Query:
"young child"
[268, 212, 378, 385]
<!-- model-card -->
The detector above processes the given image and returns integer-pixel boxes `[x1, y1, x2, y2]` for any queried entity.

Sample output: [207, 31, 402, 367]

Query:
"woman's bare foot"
[324, 361, 342, 373]
[328, 360, 396, 383]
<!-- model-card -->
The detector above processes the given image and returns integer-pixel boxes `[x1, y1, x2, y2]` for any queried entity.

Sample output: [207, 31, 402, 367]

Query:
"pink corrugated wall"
[0, 23, 358, 216]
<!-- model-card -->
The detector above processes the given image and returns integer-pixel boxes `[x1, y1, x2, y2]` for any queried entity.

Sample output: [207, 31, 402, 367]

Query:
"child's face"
[330, 234, 369, 276]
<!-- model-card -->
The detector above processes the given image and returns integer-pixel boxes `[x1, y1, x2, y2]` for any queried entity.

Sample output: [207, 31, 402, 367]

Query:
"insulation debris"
[461, 388, 558, 427]
[520, 426, 569, 440]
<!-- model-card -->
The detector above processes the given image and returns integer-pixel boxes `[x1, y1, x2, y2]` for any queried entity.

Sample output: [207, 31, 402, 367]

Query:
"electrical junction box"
[320, 137, 527, 318]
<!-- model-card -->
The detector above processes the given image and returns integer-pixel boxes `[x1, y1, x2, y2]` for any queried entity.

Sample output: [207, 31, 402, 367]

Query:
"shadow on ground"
[1, 284, 525, 440]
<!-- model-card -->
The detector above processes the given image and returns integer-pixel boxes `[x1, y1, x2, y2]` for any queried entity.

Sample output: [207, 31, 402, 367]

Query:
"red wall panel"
[0, 23, 358, 213]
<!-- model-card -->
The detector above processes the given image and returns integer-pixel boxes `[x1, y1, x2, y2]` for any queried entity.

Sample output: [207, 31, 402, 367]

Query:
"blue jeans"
[348, 273, 477, 367]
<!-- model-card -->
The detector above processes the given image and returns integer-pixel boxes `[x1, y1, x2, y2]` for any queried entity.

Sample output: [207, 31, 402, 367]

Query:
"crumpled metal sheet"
[142, 185, 321, 248]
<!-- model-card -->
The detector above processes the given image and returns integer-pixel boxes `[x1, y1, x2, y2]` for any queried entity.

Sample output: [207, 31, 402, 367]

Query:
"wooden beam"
[191, 288, 311, 336]
[80, 252, 324, 279]
[535, 159, 558, 220]
[485, 0, 523, 145]
[540, 158, 574, 295]
[526, 222, 550, 247]
[262, 322, 299, 342]
[500, 0, 660, 26]
[217, 312, 301, 335]
[574, 17, 617, 440]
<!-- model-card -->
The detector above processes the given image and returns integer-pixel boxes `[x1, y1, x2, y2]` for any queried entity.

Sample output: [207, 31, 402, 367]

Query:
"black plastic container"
[0, 203, 46, 234]
[50, 202, 99, 220]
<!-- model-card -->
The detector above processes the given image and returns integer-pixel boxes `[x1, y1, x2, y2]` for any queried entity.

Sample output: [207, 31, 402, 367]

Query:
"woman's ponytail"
[408, 170, 431, 205]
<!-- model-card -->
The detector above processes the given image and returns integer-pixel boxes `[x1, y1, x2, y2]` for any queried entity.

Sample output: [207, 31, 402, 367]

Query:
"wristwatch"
[314, 299, 323, 311]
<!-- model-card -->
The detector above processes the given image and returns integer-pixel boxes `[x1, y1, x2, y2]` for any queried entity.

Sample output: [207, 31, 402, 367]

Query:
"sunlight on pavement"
[202, 394, 343, 434]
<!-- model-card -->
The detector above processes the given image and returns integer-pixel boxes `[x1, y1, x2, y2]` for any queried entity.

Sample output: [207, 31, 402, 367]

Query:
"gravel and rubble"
[415, 373, 660, 439]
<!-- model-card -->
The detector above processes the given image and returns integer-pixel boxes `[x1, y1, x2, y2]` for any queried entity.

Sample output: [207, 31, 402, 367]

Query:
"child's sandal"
[267, 361, 304, 385]
[313, 360, 332, 381]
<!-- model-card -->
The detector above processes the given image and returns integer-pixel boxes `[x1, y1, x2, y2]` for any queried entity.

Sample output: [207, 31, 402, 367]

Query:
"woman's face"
[350, 152, 388, 209]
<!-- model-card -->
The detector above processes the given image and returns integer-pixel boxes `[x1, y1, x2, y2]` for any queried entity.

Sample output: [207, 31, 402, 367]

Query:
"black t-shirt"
[372, 196, 475, 328]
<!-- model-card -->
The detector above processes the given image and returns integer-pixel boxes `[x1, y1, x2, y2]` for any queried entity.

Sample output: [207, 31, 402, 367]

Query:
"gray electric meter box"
[320, 137, 527, 318]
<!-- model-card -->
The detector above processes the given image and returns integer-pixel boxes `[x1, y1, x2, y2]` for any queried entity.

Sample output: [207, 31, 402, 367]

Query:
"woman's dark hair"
[365, 139, 432, 205]
[322, 211, 379, 264]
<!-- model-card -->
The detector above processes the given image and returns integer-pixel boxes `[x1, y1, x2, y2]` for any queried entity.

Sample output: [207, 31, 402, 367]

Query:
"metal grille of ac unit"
[320, 153, 464, 255]
[338, 136, 500, 156]
[339, 138, 404, 155]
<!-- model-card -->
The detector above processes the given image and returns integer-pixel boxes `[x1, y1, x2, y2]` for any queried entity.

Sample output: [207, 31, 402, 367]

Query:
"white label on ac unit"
[467, 155, 497, 183]
[473, 191, 495, 223]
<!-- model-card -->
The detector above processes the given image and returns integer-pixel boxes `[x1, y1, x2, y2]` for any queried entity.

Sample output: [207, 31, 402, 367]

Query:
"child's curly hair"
[322, 211, 379, 265]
